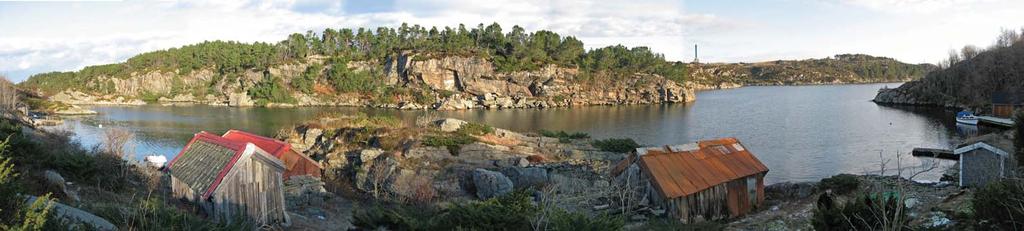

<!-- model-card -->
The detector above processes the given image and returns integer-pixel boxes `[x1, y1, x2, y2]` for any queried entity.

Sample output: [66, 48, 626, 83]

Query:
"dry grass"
[477, 134, 520, 146]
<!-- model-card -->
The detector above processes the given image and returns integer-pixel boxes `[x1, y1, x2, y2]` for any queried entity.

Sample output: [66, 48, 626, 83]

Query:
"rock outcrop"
[32, 53, 695, 110]
[471, 168, 514, 199]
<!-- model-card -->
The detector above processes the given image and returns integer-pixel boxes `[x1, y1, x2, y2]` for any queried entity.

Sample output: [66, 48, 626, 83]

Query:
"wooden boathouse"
[222, 130, 322, 180]
[167, 132, 289, 226]
[617, 138, 769, 223]
[992, 91, 1024, 118]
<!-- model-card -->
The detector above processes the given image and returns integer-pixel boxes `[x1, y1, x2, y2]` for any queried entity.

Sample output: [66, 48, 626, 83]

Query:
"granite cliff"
[31, 53, 693, 110]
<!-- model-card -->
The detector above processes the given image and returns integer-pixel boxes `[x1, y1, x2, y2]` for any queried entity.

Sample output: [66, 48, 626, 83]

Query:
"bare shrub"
[0, 76, 18, 117]
[102, 128, 135, 160]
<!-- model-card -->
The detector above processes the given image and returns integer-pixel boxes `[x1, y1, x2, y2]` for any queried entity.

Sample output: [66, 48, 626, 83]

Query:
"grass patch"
[456, 122, 494, 136]
[421, 134, 476, 155]
[353, 191, 626, 230]
[24, 97, 72, 112]
[539, 130, 589, 143]
[592, 138, 640, 153]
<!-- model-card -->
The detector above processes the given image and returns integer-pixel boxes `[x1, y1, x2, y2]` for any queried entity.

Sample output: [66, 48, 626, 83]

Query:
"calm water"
[49, 83, 998, 183]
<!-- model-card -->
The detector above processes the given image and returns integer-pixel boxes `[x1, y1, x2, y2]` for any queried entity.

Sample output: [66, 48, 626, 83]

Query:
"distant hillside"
[690, 54, 935, 89]
[874, 29, 1024, 109]
[18, 23, 693, 109]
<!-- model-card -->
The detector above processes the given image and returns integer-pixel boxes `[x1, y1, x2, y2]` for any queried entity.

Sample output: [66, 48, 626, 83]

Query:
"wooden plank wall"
[210, 155, 287, 226]
[994, 105, 1014, 118]
[170, 177, 196, 202]
[658, 174, 766, 223]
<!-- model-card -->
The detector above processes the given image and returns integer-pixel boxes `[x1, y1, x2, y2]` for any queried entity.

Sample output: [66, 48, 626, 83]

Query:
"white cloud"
[0, 0, 726, 82]
[833, 0, 992, 13]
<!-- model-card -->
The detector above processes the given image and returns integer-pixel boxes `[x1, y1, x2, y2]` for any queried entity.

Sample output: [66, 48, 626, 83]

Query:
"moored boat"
[956, 111, 979, 125]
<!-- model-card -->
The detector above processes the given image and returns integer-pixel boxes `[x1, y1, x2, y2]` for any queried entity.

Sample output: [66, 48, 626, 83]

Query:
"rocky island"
[689, 54, 935, 90]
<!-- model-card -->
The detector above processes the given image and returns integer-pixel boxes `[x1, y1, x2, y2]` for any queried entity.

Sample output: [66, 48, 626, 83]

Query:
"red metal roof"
[221, 130, 323, 179]
[638, 137, 769, 199]
[222, 130, 290, 158]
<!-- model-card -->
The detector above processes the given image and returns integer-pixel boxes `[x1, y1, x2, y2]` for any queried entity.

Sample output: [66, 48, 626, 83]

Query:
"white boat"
[144, 155, 168, 168]
[956, 111, 979, 125]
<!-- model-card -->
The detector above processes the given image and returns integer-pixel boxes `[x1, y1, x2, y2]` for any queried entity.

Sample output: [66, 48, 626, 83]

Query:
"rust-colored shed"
[992, 91, 1024, 118]
[222, 130, 322, 180]
[632, 138, 769, 223]
[167, 132, 288, 226]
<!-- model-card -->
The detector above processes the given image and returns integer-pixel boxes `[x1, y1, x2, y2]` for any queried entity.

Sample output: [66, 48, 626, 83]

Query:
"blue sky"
[2, 0, 1023, 82]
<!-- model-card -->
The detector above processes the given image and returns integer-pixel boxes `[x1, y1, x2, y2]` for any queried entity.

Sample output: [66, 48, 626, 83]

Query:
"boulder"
[359, 148, 385, 164]
[493, 157, 529, 168]
[228, 93, 255, 107]
[404, 146, 452, 160]
[44, 170, 66, 189]
[26, 196, 117, 231]
[471, 169, 513, 199]
[764, 182, 817, 200]
[284, 175, 328, 208]
[502, 167, 549, 189]
[435, 118, 468, 132]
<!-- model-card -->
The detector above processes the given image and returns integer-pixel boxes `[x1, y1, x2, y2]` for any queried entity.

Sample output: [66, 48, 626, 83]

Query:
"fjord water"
[52, 83, 987, 183]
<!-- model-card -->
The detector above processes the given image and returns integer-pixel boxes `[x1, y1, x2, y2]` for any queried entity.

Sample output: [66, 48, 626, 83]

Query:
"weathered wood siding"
[654, 173, 765, 223]
[210, 154, 288, 226]
[993, 104, 1019, 118]
[171, 177, 197, 202]
[961, 149, 1005, 188]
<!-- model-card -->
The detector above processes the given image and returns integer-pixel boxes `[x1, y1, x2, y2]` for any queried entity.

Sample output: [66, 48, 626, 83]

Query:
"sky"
[1, 0, 1023, 82]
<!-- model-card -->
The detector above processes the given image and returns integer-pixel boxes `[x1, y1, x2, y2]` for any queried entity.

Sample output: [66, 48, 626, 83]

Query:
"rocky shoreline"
[871, 81, 962, 108]
[268, 115, 971, 229]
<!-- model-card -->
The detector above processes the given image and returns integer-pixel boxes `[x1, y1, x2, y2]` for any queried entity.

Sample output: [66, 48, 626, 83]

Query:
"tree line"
[21, 23, 688, 96]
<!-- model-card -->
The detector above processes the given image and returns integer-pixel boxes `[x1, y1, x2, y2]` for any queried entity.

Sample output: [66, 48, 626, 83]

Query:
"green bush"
[592, 138, 640, 153]
[352, 191, 627, 230]
[973, 180, 1024, 229]
[0, 133, 55, 230]
[247, 74, 296, 105]
[437, 190, 537, 230]
[457, 122, 494, 136]
[540, 130, 589, 143]
[547, 210, 623, 231]
[422, 134, 476, 155]
[818, 174, 860, 195]
[327, 58, 382, 93]
[812, 192, 907, 230]
[86, 197, 252, 230]
[138, 91, 163, 104]
[291, 64, 321, 94]
[354, 205, 438, 230]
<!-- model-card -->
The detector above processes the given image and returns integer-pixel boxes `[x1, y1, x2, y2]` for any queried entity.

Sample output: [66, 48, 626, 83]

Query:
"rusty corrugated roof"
[638, 137, 769, 199]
